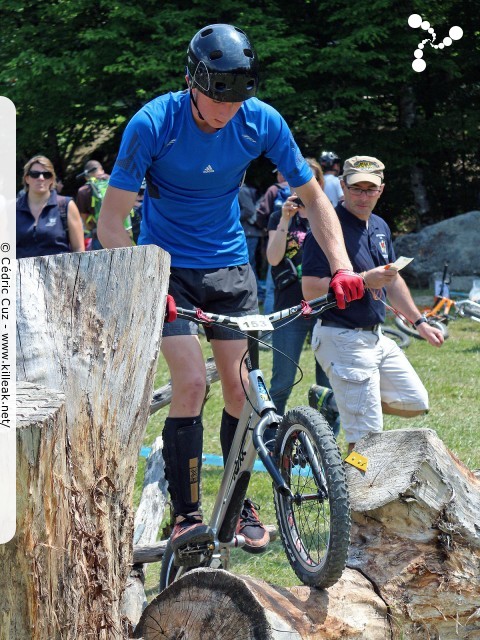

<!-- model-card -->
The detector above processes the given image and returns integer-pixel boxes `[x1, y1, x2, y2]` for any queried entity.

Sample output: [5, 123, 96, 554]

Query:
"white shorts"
[311, 322, 429, 444]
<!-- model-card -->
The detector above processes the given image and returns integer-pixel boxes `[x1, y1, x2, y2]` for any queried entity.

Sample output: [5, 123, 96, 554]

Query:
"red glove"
[329, 269, 365, 310]
[164, 294, 178, 323]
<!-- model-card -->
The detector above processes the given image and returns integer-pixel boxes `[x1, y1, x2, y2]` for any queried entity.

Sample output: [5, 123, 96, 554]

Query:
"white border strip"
[0, 96, 16, 544]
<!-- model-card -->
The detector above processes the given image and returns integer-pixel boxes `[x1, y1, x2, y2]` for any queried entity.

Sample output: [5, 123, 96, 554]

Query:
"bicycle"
[394, 263, 480, 340]
[159, 293, 351, 591]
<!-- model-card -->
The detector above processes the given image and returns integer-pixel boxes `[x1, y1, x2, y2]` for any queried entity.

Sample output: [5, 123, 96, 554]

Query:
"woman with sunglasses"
[16, 155, 85, 258]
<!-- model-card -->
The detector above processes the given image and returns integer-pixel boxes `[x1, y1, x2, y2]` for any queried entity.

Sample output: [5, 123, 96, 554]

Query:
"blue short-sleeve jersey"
[302, 203, 396, 327]
[109, 91, 312, 268]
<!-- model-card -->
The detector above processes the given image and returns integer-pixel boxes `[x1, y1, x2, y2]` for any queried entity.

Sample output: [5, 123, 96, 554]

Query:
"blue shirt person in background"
[97, 24, 364, 561]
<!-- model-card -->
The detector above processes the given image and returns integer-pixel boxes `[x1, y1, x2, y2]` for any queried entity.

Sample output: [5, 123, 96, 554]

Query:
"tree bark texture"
[133, 567, 389, 640]
[7, 246, 170, 640]
[346, 428, 480, 639]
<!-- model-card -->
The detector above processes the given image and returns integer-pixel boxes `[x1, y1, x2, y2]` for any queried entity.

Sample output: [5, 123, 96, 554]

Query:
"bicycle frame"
[171, 293, 337, 573]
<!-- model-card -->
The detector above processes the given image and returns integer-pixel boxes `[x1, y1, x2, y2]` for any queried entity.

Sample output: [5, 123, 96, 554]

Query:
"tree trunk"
[133, 568, 389, 640]
[4, 246, 170, 640]
[346, 428, 480, 639]
[400, 85, 431, 226]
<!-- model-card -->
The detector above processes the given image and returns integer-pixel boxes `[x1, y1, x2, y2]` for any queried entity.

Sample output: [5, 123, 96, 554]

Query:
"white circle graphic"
[409, 16, 462, 73]
[449, 26, 463, 40]
[408, 14, 423, 28]
[412, 59, 426, 72]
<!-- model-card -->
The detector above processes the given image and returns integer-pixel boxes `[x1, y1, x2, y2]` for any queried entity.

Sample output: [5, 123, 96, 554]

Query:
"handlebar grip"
[164, 294, 178, 323]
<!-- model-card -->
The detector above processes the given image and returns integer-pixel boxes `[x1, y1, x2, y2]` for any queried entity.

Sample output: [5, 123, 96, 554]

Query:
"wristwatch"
[413, 316, 427, 328]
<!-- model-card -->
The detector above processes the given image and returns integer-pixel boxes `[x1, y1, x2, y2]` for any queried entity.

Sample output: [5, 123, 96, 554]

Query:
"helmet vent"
[200, 28, 213, 37]
[209, 50, 223, 60]
[243, 49, 253, 58]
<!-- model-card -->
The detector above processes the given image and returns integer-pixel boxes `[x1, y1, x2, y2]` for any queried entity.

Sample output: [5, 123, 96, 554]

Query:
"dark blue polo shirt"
[16, 190, 71, 259]
[302, 203, 395, 328]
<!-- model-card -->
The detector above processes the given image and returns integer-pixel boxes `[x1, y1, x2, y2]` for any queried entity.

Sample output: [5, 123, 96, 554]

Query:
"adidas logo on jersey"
[203, 165, 215, 174]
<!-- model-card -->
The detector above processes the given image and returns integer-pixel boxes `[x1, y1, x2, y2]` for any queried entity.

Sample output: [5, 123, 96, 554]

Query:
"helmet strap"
[189, 87, 205, 121]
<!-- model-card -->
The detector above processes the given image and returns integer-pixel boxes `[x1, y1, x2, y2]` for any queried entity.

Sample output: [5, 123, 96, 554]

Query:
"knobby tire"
[273, 406, 351, 588]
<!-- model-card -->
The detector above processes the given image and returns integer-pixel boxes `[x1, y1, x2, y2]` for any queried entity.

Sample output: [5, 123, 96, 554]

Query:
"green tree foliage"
[2, 0, 478, 227]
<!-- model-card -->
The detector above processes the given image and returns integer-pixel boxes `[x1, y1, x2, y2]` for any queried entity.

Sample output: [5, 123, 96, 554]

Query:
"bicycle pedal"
[174, 541, 214, 567]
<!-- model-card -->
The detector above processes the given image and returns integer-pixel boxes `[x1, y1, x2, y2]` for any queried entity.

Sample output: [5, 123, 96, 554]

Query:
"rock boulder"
[393, 211, 480, 288]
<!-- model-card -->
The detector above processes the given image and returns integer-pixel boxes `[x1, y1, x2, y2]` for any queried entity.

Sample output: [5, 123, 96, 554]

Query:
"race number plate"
[236, 315, 274, 331]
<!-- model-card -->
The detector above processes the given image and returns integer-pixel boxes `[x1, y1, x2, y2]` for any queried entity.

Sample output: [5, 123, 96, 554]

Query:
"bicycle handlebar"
[165, 292, 337, 332]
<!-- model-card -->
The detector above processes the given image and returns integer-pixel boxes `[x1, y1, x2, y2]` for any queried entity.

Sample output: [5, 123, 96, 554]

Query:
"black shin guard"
[162, 416, 203, 516]
[220, 409, 239, 465]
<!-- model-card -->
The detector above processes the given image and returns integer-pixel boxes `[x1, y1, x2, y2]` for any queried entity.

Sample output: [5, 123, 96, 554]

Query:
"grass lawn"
[135, 296, 480, 599]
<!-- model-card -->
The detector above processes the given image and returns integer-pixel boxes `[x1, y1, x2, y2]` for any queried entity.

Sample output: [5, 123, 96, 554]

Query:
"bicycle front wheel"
[273, 406, 350, 588]
[456, 300, 480, 322]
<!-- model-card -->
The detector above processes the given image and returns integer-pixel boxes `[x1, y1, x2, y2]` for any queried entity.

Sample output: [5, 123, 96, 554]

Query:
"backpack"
[86, 177, 110, 226]
[130, 203, 143, 244]
[57, 195, 70, 246]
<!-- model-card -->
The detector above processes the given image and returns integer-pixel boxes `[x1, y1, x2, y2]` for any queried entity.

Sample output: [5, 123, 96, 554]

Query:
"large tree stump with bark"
[346, 428, 480, 639]
[134, 428, 480, 639]
[1, 247, 169, 640]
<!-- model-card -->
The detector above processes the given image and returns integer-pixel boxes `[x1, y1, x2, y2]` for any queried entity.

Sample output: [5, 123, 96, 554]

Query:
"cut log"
[123, 437, 169, 627]
[133, 437, 168, 549]
[133, 567, 390, 639]
[4, 246, 170, 640]
[346, 428, 480, 639]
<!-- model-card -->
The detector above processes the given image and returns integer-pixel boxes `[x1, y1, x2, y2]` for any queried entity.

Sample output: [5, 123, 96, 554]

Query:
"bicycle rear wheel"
[273, 406, 350, 588]
[381, 326, 410, 349]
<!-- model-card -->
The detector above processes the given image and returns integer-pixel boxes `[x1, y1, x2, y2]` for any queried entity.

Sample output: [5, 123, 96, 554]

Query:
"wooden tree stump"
[346, 428, 480, 639]
[133, 568, 390, 639]
[3, 246, 170, 640]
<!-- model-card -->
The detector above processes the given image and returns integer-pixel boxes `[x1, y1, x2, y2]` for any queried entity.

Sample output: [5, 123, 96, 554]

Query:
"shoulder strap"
[57, 195, 70, 241]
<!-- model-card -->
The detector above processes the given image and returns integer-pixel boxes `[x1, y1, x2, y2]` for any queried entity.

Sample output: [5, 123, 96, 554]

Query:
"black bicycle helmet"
[319, 151, 341, 170]
[187, 24, 259, 102]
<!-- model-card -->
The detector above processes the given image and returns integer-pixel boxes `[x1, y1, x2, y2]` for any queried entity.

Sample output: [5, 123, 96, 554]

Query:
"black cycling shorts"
[163, 264, 258, 341]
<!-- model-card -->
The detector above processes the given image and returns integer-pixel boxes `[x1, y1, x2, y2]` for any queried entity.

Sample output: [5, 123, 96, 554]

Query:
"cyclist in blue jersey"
[98, 23, 364, 564]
